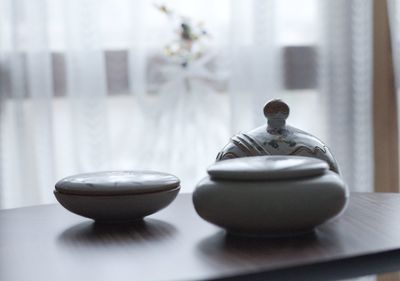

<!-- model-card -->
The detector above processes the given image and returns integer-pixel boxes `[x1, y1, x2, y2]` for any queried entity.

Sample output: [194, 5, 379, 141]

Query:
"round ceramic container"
[193, 156, 348, 237]
[54, 171, 180, 223]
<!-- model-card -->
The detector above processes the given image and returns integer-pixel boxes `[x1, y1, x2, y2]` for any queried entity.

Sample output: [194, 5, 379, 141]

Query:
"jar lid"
[208, 155, 328, 181]
[55, 171, 180, 196]
[216, 99, 340, 174]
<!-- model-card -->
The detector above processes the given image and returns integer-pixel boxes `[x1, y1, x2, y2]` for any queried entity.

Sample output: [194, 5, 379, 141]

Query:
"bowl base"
[94, 218, 145, 225]
[226, 228, 315, 238]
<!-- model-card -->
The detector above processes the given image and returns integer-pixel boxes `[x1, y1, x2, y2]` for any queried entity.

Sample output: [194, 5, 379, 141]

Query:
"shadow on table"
[58, 218, 177, 249]
[197, 230, 321, 267]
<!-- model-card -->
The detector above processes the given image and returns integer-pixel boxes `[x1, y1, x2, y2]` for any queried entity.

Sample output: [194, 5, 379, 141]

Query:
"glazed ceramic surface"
[54, 171, 180, 223]
[216, 99, 340, 173]
[193, 156, 348, 236]
[208, 155, 329, 181]
[55, 171, 179, 195]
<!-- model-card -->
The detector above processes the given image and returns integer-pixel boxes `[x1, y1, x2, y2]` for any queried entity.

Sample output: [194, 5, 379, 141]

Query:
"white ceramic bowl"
[193, 156, 348, 236]
[54, 171, 180, 223]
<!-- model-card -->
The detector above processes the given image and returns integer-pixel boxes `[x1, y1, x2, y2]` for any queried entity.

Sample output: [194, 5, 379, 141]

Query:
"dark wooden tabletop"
[2, 193, 400, 281]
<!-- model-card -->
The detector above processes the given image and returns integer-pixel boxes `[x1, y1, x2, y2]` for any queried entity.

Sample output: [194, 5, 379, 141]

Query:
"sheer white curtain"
[0, 0, 55, 206]
[319, 0, 374, 192]
[0, 0, 374, 208]
[228, 0, 374, 192]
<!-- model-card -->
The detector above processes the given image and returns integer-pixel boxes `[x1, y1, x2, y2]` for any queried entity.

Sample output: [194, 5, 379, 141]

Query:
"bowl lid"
[55, 171, 180, 196]
[208, 155, 328, 181]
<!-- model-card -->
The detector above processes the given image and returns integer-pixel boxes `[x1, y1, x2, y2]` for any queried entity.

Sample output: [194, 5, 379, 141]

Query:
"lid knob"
[264, 99, 289, 129]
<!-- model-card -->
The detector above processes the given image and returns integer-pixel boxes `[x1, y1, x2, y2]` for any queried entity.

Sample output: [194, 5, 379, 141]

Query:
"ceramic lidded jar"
[193, 155, 348, 236]
[216, 99, 339, 173]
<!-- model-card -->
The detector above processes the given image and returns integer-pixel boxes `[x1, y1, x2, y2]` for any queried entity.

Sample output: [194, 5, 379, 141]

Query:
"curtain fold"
[319, 0, 374, 192]
[228, 0, 279, 132]
[0, 0, 55, 206]
[64, 0, 110, 172]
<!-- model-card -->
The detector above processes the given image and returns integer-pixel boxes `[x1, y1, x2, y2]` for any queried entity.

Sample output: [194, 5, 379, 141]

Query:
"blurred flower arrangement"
[154, 4, 211, 68]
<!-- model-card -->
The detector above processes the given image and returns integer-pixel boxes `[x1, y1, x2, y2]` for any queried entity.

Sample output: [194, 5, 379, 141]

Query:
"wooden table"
[1, 193, 400, 281]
